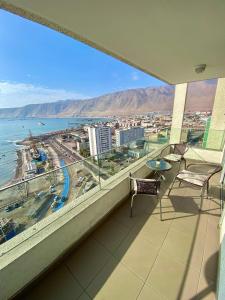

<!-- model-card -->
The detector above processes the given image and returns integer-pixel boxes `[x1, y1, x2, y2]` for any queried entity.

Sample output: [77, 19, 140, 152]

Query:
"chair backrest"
[133, 178, 160, 195]
[207, 164, 222, 180]
[173, 143, 188, 155]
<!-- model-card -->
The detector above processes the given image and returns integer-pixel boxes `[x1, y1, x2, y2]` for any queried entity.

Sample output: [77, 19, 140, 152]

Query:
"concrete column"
[206, 78, 225, 150]
[170, 83, 187, 144]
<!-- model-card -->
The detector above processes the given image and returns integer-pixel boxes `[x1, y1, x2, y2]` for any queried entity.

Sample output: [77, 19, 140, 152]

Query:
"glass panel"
[184, 128, 225, 151]
[0, 140, 168, 246]
[179, 79, 225, 151]
[184, 79, 217, 113]
[0, 159, 101, 245]
[168, 127, 225, 151]
[96, 138, 168, 183]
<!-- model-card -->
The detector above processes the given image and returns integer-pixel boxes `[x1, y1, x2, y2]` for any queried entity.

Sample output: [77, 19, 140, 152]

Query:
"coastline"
[0, 117, 110, 190]
[14, 149, 23, 181]
[1, 149, 23, 189]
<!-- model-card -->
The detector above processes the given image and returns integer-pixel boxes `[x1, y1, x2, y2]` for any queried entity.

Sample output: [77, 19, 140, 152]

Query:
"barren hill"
[0, 80, 216, 118]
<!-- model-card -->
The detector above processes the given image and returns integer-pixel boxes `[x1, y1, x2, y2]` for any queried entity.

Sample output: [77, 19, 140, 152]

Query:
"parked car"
[50, 187, 56, 193]
[77, 176, 84, 186]
[5, 205, 13, 212]
[35, 191, 46, 200]
[14, 203, 21, 209]
[53, 195, 60, 202]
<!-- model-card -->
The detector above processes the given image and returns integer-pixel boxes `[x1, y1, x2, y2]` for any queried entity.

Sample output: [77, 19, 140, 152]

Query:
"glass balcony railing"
[0, 138, 167, 246]
[170, 127, 225, 151]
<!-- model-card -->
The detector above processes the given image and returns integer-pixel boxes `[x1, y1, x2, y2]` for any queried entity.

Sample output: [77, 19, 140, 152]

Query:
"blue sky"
[0, 9, 164, 108]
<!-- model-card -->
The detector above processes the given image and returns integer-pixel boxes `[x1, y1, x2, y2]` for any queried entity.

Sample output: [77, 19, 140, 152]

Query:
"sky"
[0, 9, 164, 108]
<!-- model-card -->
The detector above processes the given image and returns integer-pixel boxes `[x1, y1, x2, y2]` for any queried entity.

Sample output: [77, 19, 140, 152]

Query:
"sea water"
[0, 117, 109, 187]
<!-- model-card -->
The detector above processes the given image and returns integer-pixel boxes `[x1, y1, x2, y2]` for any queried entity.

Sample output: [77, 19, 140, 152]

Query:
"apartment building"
[116, 127, 144, 146]
[88, 126, 112, 156]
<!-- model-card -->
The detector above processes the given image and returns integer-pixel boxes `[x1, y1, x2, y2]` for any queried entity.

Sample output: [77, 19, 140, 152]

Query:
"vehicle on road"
[5, 205, 13, 212]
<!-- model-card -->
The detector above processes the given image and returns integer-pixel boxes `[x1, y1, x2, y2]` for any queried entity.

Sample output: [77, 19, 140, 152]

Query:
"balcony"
[0, 132, 224, 300]
[0, 3, 225, 299]
[13, 161, 220, 300]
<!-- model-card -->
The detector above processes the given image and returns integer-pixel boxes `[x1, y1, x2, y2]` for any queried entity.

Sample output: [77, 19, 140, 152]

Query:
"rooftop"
[16, 163, 220, 300]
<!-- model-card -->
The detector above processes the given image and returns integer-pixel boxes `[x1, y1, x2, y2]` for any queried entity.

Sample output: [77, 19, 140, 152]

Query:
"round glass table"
[146, 159, 172, 180]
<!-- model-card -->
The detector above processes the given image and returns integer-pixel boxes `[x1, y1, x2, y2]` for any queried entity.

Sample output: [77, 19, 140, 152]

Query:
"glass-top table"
[146, 159, 172, 180]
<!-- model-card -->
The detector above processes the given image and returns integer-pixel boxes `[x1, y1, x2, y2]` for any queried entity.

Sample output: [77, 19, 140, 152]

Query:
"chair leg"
[130, 193, 136, 217]
[168, 177, 177, 196]
[199, 186, 205, 211]
[206, 181, 209, 199]
[183, 158, 187, 169]
[178, 160, 182, 171]
[159, 195, 163, 221]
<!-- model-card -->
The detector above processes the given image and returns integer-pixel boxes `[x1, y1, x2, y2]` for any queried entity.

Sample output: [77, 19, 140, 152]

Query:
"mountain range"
[0, 80, 216, 118]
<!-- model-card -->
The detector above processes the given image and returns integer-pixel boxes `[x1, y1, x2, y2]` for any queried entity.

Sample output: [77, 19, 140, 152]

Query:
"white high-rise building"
[88, 126, 112, 157]
[116, 127, 144, 146]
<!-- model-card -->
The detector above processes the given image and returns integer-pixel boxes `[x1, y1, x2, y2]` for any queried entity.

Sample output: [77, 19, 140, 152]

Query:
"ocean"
[0, 117, 109, 187]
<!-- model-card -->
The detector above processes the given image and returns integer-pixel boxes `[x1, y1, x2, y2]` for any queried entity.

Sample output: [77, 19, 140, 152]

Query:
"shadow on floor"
[14, 167, 220, 300]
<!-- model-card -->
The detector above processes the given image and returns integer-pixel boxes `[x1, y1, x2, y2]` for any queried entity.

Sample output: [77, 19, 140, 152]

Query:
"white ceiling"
[1, 0, 225, 84]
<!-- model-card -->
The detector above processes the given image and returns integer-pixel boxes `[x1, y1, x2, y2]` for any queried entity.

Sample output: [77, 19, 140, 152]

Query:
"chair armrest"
[130, 177, 158, 182]
[159, 144, 171, 158]
[186, 163, 222, 176]
[183, 144, 189, 155]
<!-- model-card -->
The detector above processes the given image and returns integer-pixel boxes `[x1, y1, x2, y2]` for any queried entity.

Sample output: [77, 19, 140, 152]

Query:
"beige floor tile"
[161, 227, 195, 265]
[153, 196, 176, 221]
[111, 200, 151, 230]
[206, 206, 220, 228]
[168, 192, 201, 214]
[171, 214, 199, 236]
[66, 237, 112, 288]
[146, 250, 187, 300]
[186, 216, 208, 272]
[86, 257, 143, 300]
[202, 224, 219, 282]
[196, 276, 216, 300]
[115, 233, 159, 280]
[198, 249, 218, 291]
[137, 284, 166, 300]
[130, 194, 159, 216]
[23, 265, 83, 300]
[179, 265, 200, 300]
[133, 215, 171, 249]
[92, 218, 130, 253]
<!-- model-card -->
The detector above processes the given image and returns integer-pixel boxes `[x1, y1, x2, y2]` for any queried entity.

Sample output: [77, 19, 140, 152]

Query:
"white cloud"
[0, 81, 87, 108]
[131, 72, 139, 81]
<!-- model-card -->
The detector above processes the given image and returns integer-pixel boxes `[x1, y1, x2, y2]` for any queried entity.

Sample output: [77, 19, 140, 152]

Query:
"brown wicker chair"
[160, 143, 188, 170]
[129, 173, 161, 218]
[168, 163, 222, 210]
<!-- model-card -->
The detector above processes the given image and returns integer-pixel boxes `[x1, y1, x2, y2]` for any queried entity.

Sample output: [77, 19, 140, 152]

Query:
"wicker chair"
[160, 143, 188, 170]
[129, 173, 161, 218]
[168, 163, 222, 210]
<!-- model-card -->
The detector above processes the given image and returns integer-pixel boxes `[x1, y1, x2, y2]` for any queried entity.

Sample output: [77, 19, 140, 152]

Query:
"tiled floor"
[17, 166, 221, 300]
